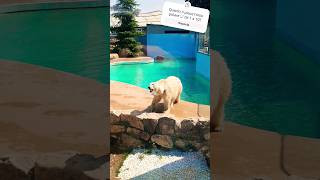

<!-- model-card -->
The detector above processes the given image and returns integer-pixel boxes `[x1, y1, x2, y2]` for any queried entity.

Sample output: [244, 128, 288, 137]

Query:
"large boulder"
[156, 117, 175, 135]
[154, 56, 165, 62]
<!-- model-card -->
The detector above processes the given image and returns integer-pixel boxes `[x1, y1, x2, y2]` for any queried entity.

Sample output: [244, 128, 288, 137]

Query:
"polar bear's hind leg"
[174, 91, 181, 104]
[163, 96, 171, 113]
[213, 97, 225, 131]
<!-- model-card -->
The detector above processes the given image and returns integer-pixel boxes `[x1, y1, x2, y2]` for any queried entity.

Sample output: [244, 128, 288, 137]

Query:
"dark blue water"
[0, 7, 108, 84]
[213, 0, 320, 138]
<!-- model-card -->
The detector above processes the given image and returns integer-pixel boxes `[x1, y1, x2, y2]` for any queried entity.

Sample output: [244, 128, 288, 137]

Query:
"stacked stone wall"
[110, 110, 210, 159]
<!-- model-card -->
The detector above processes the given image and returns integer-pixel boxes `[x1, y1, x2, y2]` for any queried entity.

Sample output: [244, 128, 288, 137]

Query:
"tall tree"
[189, 0, 210, 10]
[111, 0, 143, 57]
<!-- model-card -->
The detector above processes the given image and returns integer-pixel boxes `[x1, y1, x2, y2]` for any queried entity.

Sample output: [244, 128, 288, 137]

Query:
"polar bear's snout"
[148, 83, 156, 95]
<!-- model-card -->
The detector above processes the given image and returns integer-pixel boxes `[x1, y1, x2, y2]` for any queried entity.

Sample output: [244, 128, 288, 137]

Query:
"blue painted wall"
[276, 0, 320, 63]
[196, 52, 210, 79]
[137, 35, 147, 46]
[147, 34, 196, 58]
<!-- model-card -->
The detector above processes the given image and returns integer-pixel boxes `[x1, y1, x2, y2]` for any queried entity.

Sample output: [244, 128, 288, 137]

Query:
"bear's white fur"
[148, 76, 183, 113]
[211, 50, 232, 132]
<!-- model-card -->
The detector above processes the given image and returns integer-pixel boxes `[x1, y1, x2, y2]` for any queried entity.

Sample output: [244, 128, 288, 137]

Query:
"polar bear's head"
[148, 81, 165, 96]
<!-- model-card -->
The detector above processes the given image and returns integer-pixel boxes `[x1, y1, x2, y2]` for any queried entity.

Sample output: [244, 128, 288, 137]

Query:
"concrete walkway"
[0, 60, 108, 179]
[110, 57, 154, 65]
[212, 122, 320, 179]
[110, 81, 210, 120]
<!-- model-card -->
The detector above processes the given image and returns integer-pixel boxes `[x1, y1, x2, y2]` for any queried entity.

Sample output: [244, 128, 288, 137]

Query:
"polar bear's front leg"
[151, 95, 161, 112]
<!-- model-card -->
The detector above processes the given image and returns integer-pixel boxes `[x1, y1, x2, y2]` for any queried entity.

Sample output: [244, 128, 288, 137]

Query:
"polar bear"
[211, 50, 232, 132]
[148, 76, 183, 113]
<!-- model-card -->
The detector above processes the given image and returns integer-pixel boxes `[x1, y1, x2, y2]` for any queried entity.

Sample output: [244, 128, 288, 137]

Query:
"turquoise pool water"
[214, 0, 320, 138]
[0, 7, 108, 84]
[110, 59, 210, 105]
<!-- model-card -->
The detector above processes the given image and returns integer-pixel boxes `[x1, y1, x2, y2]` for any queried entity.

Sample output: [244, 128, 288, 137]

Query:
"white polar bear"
[211, 50, 232, 132]
[148, 76, 183, 113]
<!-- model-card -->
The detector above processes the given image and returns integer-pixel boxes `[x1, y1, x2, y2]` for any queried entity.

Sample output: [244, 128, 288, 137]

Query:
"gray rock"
[155, 56, 165, 61]
[110, 111, 121, 124]
[36, 151, 77, 169]
[200, 146, 209, 154]
[84, 162, 108, 180]
[180, 119, 196, 132]
[111, 125, 126, 134]
[175, 118, 201, 140]
[175, 131, 201, 141]
[126, 127, 141, 136]
[0, 162, 29, 179]
[127, 127, 151, 141]
[204, 132, 210, 141]
[196, 118, 210, 130]
[120, 114, 144, 130]
[121, 134, 144, 148]
[156, 117, 175, 135]
[142, 118, 158, 134]
[206, 152, 210, 159]
[151, 135, 173, 149]
[189, 141, 203, 150]
[175, 139, 186, 150]
[65, 154, 107, 171]
[139, 131, 151, 141]
[5, 154, 36, 174]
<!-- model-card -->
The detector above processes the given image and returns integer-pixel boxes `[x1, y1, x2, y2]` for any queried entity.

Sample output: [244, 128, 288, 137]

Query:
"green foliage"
[111, 0, 143, 57]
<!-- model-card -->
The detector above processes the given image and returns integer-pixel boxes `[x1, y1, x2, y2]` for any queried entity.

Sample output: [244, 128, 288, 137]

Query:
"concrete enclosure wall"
[147, 34, 196, 58]
[196, 52, 210, 79]
[276, 0, 320, 62]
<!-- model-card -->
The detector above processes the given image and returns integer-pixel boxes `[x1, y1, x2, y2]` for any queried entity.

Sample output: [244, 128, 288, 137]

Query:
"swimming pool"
[110, 58, 210, 105]
[214, 0, 320, 138]
[0, 6, 108, 84]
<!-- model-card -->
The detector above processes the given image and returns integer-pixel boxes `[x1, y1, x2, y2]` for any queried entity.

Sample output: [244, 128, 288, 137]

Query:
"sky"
[110, 0, 184, 13]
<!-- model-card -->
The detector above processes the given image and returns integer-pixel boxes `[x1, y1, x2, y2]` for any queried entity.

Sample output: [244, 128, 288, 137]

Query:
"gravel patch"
[117, 148, 210, 180]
